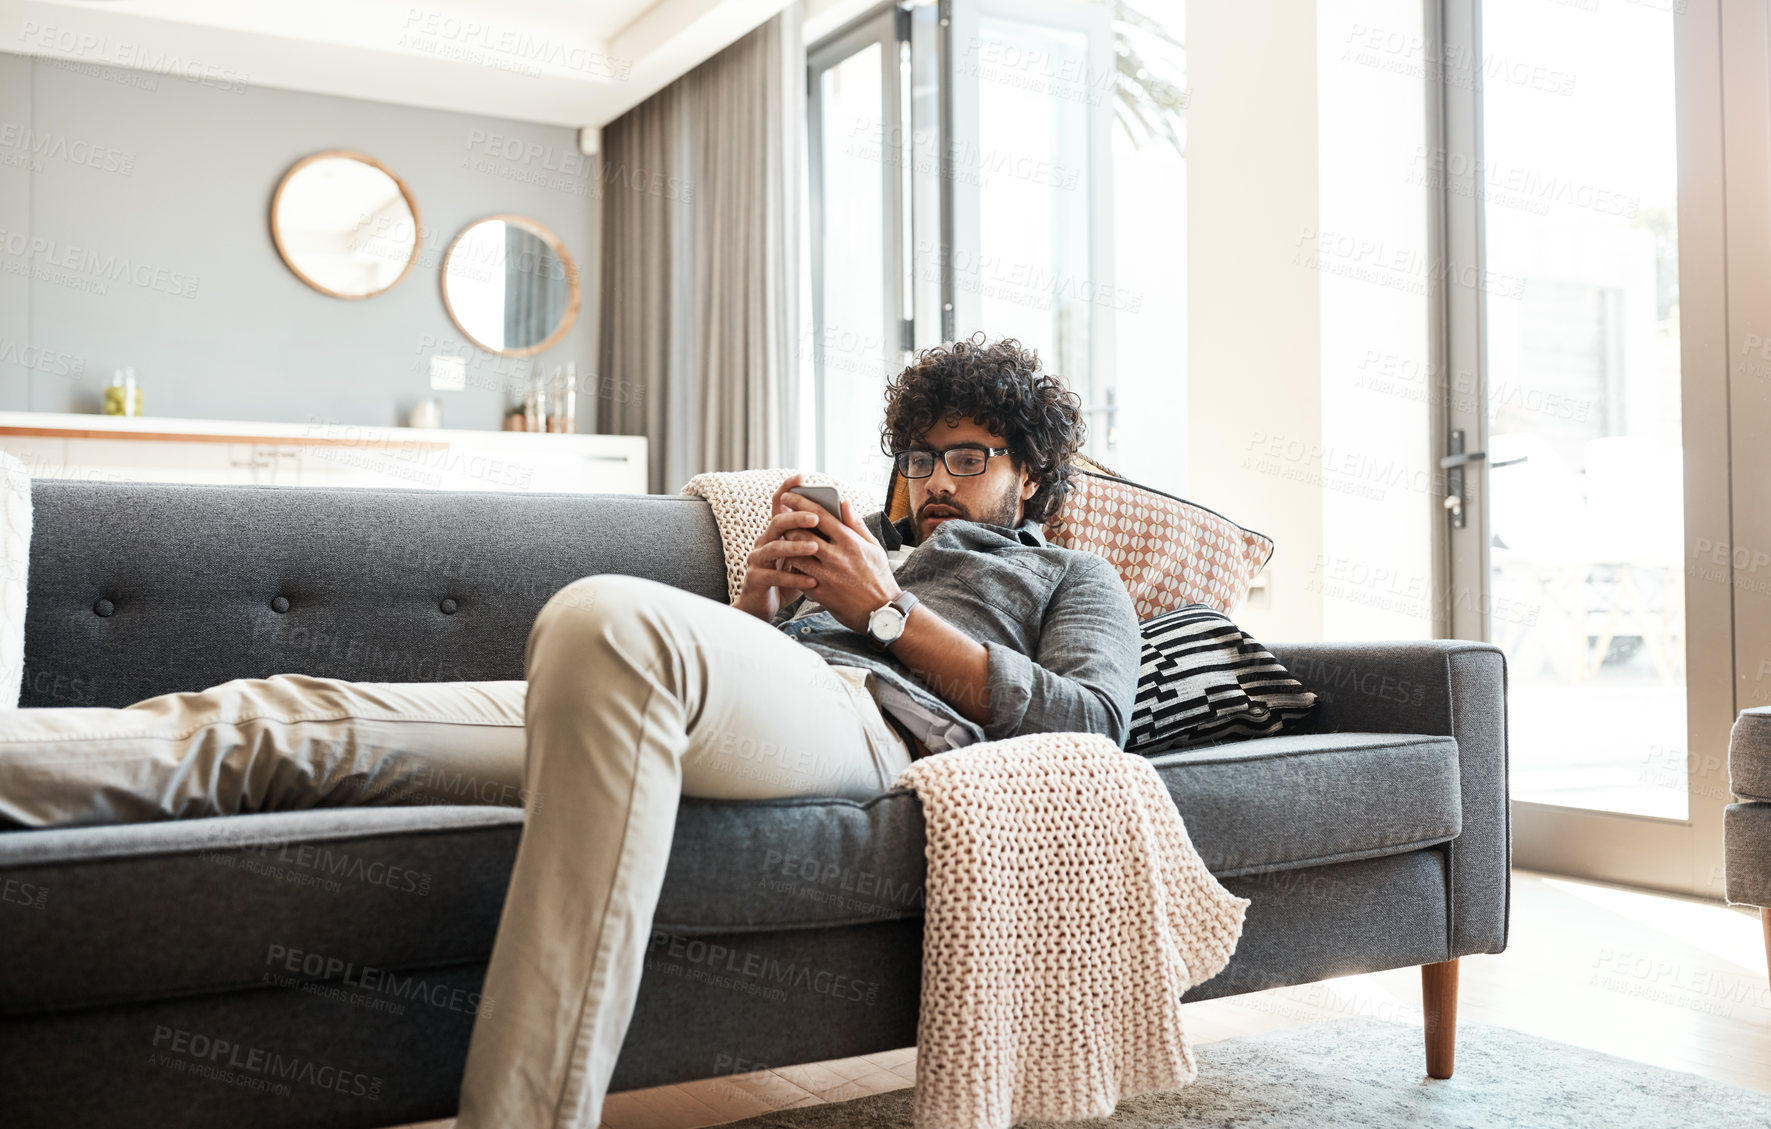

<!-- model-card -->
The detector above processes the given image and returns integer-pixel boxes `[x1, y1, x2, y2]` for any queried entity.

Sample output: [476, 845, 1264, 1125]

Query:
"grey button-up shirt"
[769, 508, 1140, 753]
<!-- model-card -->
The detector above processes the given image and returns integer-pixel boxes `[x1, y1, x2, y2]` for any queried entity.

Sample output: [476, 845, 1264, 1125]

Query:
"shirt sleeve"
[770, 593, 807, 629]
[978, 554, 1141, 746]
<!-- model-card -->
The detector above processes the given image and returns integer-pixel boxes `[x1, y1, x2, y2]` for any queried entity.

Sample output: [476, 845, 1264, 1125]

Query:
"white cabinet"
[0, 413, 649, 495]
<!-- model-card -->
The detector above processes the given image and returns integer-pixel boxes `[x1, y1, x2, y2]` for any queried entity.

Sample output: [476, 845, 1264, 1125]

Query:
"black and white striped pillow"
[1126, 604, 1317, 755]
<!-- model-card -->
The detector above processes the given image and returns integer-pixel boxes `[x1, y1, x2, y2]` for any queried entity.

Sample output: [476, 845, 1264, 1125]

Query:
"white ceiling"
[1, 0, 810, 128]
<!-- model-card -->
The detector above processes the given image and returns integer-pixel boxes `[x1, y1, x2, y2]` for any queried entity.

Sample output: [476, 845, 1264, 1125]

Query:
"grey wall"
[0, 51, 601, 431]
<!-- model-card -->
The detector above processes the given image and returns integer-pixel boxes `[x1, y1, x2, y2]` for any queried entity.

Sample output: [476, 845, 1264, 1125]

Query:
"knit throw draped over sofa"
[681, 470, 1251, 1128]
[895, 734, 1249, 1129]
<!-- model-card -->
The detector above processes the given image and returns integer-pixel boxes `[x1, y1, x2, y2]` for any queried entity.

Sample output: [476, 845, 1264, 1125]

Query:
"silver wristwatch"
[865, 590, 920, 648]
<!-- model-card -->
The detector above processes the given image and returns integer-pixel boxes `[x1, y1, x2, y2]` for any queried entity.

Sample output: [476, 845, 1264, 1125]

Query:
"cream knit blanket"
[679, 468, 879, 604]
[891, 733, 1250, 1129]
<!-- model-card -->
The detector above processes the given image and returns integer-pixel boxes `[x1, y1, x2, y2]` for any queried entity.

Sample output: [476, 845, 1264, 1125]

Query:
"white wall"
[1316, 0, 1433, 641]
[1187, 0, 1324, 643]
[1188, 0, 1433, 644]
[0, 50, 599, 431]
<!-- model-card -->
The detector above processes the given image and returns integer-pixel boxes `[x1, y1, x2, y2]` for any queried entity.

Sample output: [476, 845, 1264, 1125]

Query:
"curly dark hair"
[880, 334, 1086, 528]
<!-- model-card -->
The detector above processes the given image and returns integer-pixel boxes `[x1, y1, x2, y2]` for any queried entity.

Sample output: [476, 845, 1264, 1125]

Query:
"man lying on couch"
[0, 336, 1141, 1129]
[455, 335, 1140, 1129]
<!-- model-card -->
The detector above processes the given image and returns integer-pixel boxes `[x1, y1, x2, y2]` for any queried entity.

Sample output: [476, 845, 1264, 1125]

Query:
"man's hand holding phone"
[733, 474, 838, 623]
[777, 478, 900, 636]
[733, 474, 900, 634]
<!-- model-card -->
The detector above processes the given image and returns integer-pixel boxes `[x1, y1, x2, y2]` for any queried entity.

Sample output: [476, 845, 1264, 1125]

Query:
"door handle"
[1443, 432, 1478, 528]
[1442, 434, 1530, 528]
[1440, 450, 1528, 470]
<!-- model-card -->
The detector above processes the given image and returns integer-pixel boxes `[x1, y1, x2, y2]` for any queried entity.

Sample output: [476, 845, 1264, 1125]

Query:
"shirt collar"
[886, 513, 1047, 548]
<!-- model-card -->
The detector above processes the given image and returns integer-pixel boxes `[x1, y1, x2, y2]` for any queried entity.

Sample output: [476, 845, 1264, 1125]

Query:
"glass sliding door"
[1479, 0, 1687, 820]
[943, 0, 1117, 464]
[810, 0, 1124, 480]
[1438, 0, 1731, 894]
[809, 9, 906, 493]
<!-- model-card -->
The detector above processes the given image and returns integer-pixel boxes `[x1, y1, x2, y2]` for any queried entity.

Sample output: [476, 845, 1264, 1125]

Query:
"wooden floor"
[389, 869, 1771, 1129]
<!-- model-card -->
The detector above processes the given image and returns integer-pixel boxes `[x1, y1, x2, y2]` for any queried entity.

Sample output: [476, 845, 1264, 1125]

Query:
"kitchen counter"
[0, 411, 650, 494]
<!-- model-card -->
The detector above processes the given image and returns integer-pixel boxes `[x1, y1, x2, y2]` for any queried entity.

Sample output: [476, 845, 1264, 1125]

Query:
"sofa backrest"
[22, 480, 730, 709]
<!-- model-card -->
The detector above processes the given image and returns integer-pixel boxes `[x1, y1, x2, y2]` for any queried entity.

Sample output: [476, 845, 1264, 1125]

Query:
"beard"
[914, 477, 1023, 542]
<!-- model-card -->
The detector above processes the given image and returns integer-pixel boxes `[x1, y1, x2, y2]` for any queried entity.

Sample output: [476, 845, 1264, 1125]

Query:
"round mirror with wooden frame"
[440, 214, 580, 357]
[270, 150, 422, 300]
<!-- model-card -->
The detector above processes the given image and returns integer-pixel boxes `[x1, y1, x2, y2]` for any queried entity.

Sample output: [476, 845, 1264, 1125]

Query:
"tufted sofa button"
[440, 598, 459, 615]
[93, 598, 114, 618]
[271, 596, 290, 614]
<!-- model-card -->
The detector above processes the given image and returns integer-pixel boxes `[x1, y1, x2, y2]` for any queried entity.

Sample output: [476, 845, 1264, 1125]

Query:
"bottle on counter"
[102, 368, 142, 416]
[559, 361, 578, 433]
[543, 365, 559, 433]
[523, 366, 548, 432]
[408, 398, 442, 428]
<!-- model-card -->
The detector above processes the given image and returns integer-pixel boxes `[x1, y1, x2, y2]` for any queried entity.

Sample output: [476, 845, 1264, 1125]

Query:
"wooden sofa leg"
[1422, 959, 1459, 1079]
[1762, 909, 1770, 988]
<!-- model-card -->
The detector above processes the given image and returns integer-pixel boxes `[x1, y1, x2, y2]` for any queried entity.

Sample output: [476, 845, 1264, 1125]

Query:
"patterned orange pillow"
[885, 461, 1271, 618]
[1049, 471, 1272, 618]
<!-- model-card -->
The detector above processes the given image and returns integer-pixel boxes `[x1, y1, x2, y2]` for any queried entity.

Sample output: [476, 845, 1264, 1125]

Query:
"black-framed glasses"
[893, 445, 1011, 478]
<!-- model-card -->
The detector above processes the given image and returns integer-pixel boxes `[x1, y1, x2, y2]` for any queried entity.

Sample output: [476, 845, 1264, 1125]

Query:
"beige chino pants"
[0, 676, 534, 827]
[454, 573, 913, 1129]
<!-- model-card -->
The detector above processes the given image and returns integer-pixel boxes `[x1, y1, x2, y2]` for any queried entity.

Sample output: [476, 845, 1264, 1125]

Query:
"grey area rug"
[718, 1018, 1771, 1129]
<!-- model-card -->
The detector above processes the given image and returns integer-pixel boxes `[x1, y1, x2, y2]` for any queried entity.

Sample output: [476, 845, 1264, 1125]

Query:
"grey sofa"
[1724, 708, 1771, 980]
[0, 480, 1511, 1129]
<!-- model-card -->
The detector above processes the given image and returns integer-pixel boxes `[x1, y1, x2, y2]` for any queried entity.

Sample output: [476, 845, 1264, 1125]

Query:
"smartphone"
[789, 484, 842, 517]
[788, 484, 842, 542]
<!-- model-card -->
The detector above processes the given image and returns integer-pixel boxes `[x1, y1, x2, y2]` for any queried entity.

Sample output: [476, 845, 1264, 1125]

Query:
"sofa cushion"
[1127, 604, 1317, 753]
[1730, 708, 1771, 801]
[0, 730, 1460, 1014]
[22, 481, 730, 709]
[1144, 732, 1462, 875]
[1045, 470, 1274, 617]
[1724, 802, 1771, 905]
[660, 734, 1460, 929]
[884, 459, 1274, 617]
[0, 806, 523, 1016]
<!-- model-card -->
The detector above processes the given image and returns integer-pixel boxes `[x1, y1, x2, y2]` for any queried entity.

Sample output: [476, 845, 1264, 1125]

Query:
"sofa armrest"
[1265, 639, 1511, 959]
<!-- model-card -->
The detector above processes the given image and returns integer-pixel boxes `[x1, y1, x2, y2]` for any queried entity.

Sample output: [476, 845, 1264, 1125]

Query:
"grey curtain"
[598, 6, 805, 494]
[503, 227, 563, 350]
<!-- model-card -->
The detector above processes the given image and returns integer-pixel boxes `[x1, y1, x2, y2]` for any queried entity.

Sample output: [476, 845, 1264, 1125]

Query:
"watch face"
[869, 605, 906, 643]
